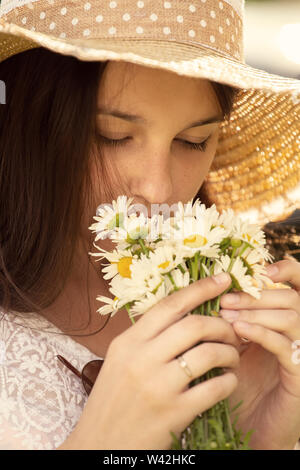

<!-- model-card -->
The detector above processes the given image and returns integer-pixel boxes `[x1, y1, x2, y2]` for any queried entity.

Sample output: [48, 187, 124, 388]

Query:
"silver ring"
[177, 354, 193, 378]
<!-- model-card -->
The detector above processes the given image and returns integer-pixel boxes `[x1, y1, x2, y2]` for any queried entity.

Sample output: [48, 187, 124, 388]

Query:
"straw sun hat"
[0, 0, 299, 226]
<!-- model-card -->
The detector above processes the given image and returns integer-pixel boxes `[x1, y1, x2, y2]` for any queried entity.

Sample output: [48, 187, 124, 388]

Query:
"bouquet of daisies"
[88, 195, 275, 450]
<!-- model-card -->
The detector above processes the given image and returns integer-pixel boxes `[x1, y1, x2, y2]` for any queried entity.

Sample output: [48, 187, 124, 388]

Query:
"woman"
[0, 0, 300, 450]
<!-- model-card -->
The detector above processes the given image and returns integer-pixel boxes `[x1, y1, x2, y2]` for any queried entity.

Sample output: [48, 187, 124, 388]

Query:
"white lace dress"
[0, 308, 299, 450]
[0, 309, 102, 450]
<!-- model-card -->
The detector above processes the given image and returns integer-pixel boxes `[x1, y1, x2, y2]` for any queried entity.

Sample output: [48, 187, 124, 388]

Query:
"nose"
[128, 146, 173, 205]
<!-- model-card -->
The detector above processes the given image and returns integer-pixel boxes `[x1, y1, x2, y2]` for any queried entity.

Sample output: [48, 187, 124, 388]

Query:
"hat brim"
[0, 21, 300, 93]
[0, 21, 300, 226]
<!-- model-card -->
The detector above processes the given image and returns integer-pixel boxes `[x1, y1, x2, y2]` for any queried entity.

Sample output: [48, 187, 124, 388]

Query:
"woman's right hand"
[58, 272, 241, 450]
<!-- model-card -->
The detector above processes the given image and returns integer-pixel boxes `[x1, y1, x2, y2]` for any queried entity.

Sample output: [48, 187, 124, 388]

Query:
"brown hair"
[0, 47, 239, 334]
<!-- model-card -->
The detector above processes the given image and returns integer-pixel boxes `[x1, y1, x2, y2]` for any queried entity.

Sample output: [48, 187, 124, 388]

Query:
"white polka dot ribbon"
[0, 0, 244, 62]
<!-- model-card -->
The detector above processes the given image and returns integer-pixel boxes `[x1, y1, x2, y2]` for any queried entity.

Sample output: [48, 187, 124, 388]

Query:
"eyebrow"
[97, 107, 224, 130]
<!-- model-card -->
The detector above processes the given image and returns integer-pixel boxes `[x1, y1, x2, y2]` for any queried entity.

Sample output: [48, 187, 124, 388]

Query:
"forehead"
[98, 61, 220, 117]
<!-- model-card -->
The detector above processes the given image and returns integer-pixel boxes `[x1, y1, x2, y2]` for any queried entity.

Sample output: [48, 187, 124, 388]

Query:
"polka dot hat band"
[0, 0, 299, 226]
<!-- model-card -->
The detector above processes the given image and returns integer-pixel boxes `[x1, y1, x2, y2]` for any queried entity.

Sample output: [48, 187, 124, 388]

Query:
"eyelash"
[97, 135, 211, 152]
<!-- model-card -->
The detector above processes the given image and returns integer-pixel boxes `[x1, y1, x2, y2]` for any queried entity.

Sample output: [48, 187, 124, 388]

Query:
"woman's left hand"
[219, 259, 300, 450]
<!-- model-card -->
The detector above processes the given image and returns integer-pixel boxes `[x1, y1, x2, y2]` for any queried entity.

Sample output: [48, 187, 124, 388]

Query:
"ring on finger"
[177, 354, 194, 378]
[241, 337, 251, 343]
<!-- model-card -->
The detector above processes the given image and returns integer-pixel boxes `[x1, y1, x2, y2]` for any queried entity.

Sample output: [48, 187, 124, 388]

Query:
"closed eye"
[97, 135, 211, 152]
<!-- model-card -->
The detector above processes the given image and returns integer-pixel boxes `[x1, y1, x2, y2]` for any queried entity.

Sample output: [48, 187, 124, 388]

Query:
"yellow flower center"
[117, 257, 133, 278]
[242, 233, 252, 242]
[183, 234, 207, 248]
[158, 261, 170, 270]
[242, 233, 259, 245]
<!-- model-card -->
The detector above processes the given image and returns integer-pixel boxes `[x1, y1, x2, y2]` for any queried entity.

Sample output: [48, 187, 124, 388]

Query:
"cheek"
[177, 145, 216, 183]
[176, 139, 218, 194]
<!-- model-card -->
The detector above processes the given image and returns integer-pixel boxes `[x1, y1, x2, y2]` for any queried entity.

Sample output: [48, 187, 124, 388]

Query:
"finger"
[220, 308, 300, 342]
[220, 288, 299, 312]
[150, 314, 242, 362]
[231, 321, 300, 373]
[130, 272, 232, 341]
[164, 342, 240, 392]
[178, 372, 238, 422]
[265, 259, 300, 293]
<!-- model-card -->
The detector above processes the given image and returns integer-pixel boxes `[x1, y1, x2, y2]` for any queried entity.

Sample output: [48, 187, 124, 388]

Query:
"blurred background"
[244, 0, 299, 261]
[244, 0, 300, 79]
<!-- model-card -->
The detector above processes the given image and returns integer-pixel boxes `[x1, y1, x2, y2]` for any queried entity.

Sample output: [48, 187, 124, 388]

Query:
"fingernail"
[266, 264, 279, 276]
[222, 293, 240, 305]
[220, 309, 239, 322]
[212, 272, 231, 285]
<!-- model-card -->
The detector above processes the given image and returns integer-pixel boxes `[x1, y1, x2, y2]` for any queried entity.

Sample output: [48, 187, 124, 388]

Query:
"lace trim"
[0, 309, 102, 449]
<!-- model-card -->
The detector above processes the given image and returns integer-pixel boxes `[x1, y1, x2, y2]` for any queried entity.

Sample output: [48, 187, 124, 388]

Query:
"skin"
[42, 61, 224, 356]
[44, 62, 300, 449]
[219, 259, 300, 450]
[93, 61, 222, 210]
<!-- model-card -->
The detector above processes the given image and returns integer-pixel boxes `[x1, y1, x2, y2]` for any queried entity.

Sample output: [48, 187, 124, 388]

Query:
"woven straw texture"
[0, 0, 299, 225]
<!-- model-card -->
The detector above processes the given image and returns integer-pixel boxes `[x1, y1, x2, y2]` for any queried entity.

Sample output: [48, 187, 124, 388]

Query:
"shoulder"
[0, 309, 93, 449]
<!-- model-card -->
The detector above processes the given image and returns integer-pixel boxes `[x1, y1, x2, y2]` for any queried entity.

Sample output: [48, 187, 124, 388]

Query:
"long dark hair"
[0, 47, 239, 335]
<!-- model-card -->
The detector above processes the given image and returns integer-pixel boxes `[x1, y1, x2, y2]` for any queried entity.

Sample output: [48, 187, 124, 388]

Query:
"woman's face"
[94, 60, 223, 216]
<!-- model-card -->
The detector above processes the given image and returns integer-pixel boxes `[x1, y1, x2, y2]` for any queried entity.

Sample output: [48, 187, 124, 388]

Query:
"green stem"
[125, 303, 136, 325]
[167, 272, 179, 291]
[199, 258, 206, 315]
[224, 398, 237, 449]
[238, 241, 249, 257]
[210, 257, 217, 274]
[177, 263, 186, 274]
[170, 252, 252, 450]
[187, 258, 193, 279]
[227, 246, 237, 272]
[138, 238, 148, 255]
[192, 251, 199, 281]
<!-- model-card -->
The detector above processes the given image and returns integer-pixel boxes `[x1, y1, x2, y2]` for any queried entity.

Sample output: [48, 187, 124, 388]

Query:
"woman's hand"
[219, 259, 300, 450]
[59, 272, 242, 450]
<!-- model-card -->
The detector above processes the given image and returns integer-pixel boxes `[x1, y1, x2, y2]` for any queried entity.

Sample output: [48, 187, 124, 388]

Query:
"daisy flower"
[174, 199, 220, 229]
[88, 194, 274, 451]
[241, 249, 276, 289]
[146, 213, 166, 242]
[146, 245, 185, 275]
[109, 257, 164, 304]
[88, 240, 116, 262]
[230, 217, 268, 251]
[165, 266, 191, 291]
[170, 214, 229, 258]
[192, 200, 221, 229]
[110, 212, 150, 244]
[214, 255, 261, 299]
[99, 249, 139, 280]
[174, 199, 195, 220]
[88, 195, 135, 241]
[129, 265, 190, 318]
[129, 281, 172, 318]
[96, 294, 127, 317]
[217, 208, 237, 235]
